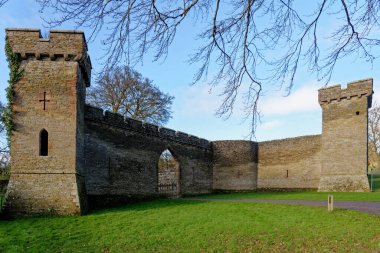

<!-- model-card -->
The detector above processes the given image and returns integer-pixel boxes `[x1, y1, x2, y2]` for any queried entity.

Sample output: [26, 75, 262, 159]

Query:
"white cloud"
[175, 84, 221, 116]
[174, 81, 324, 119]
[260, 120, 283, 129]
[259, 82, 320, 116]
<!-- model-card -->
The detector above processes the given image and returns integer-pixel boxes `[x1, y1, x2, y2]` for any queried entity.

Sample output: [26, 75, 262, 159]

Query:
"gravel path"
[186, 198, 380, 216]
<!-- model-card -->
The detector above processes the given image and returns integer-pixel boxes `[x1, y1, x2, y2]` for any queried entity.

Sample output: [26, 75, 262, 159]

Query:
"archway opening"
[158, 149, 179, 195]
[39, 129, 48, 156]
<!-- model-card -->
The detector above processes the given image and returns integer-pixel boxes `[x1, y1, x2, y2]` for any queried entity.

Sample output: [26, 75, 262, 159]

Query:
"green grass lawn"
[1, 199, 380, 252]
[193, 191, 380, 202]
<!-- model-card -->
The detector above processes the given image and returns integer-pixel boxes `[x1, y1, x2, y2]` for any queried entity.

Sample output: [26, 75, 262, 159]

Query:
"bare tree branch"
[36, 0, 380, 136]
[0, 0, 8, 7]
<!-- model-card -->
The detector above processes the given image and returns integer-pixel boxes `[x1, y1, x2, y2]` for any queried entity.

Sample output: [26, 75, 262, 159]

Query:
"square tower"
[318, 79, 373, 192]
[5, 29, 91, 215]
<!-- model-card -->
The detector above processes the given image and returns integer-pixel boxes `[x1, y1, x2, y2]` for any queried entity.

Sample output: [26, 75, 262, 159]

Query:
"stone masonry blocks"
[5, 28, 90, 215]
[5, 27, 375, 216]
[318, 79, 373, 192]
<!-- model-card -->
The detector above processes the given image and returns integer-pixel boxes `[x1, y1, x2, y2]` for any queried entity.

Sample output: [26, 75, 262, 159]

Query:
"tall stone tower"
[5, 29, 91, 215]
[318, 79, 373, 192]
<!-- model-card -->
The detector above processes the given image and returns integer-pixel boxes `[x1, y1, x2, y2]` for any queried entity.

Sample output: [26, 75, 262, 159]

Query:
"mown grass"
[194, 191, 380, 202]
[1, 199, 380, 252]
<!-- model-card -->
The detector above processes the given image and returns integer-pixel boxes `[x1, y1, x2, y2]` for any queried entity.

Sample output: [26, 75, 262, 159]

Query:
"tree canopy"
[87, 66, 174, 125]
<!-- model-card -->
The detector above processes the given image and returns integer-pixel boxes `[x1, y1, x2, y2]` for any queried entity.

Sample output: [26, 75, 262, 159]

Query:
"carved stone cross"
[39, 92, 50, 110]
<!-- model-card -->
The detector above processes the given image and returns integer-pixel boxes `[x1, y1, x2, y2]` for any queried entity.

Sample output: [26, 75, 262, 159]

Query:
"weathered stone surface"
[318, 79, 373, 105]
[213, 136, 321, 191]
[318, 79, 373, 192]
[212, 141, 258, 191]
[318, 175, 370, 192]
[6, 28, 374, 216]
[6, 174, 84, 215]
[6, 29, 89, 215]
[6, 28, 91, 84]
[258, 135, 321, 189]
[84, 114, 213, 198]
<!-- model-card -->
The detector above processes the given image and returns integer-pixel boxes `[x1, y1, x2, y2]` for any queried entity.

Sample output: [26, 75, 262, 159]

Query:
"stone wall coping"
[5, 28, 41, 32]
[84, 104, 211, 150]
[318, 78, 373, 105]
[6, 28, 85, 36]
[212, 134, 321, 146]
[50, 29, 85, 34]
[318, 84, 341, 91]
[347, 78, 373, 85]
[258, 134, 321, 145]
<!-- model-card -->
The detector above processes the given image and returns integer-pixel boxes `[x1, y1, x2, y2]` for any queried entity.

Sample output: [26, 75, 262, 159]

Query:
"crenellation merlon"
[104, 111, 125, 128]
[159, 127, 176, 137]
[5, 28, 91, 86]
[84, 105, 211, 149]
[318, 78, 373, 105]
[142, 122, 159, 136]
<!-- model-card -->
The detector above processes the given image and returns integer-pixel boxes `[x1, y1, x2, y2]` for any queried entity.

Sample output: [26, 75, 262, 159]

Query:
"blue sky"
[0, 1, 379, 141]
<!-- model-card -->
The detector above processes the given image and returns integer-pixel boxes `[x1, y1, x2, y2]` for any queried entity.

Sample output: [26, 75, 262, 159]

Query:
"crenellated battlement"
[318, 78, 373, 106]
[5, 28, 91, 85]
[5, 26, 374, 216]
[84, 105, 211, 150]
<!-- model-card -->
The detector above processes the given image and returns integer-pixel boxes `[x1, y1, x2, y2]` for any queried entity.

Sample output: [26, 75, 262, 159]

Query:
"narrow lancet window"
[39, 129, 48, 156]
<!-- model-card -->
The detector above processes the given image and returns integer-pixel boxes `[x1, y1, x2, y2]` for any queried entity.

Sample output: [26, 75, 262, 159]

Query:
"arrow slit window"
[39, 129, 48, 156]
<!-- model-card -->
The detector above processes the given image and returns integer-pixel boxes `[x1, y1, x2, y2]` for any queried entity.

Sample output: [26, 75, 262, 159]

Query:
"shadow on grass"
[88, 198, 206, 216]
[189, 190, 380, 202]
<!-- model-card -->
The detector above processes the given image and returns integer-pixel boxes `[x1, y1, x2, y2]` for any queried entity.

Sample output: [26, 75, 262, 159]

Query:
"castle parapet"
[84, 105, 211, 150]
[6, 28, 91, 85]
[318, 78, 373, 106]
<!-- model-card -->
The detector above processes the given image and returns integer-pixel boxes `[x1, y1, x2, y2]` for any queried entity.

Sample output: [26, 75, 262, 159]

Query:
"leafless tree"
[0, 0, 8, 7]
[87, 66, 174, 125]
[158, 149, 176, 172]
[35, 1, 380, 134]
[0, 104, 10, 174]
[369, 102, 380, 169]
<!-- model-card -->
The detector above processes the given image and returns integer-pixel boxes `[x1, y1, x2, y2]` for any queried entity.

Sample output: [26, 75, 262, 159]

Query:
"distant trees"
[87, 66, 174, 125]
[158, 149, 177, 173]
[368, 102, 380, 169]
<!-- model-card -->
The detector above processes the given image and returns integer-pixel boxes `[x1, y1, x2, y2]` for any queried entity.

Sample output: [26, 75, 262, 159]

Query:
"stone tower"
[5, 29, 91, 215]
[318, 79, 373, 192]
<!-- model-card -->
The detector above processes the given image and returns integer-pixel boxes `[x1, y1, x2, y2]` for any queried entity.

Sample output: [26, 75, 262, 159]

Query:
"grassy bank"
[194, 191, 380, 202]
[0, 199, 380, 252]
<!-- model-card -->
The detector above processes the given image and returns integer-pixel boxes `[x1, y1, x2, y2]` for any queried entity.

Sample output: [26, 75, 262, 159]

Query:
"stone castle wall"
[212, 136, 321, 190]
[212, 141, 258, 191]
[319, 79, 372, 191]
[257, 135, 321, 189]
[5, 28, 374, 215]
[84, 105, 213, 202]
[5, 29, 90, 215]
